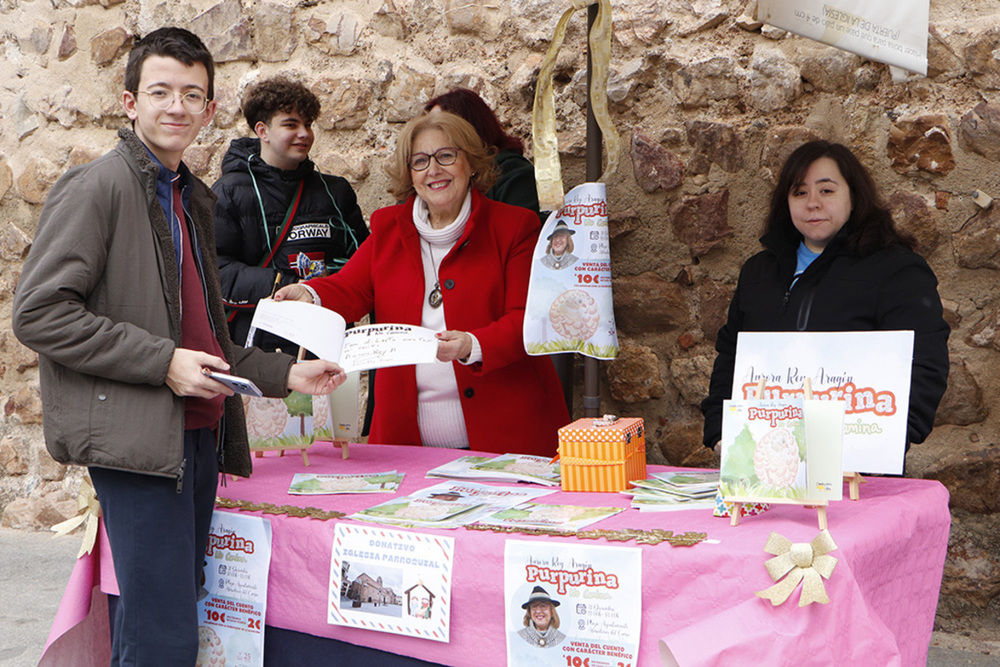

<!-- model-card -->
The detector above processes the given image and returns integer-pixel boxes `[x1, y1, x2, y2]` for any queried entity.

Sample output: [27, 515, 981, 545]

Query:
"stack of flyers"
[425, 454, 560, 487]
[476, 502, 624, 532]
[288, 471, 404, 495]
[350, 481, 555, 529]
[621, 470, 719, 512]
[651, 470, 720, 495]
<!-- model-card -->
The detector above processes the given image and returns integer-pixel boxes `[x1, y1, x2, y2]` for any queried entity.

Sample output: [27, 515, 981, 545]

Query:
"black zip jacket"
[212, 137, 369, 352]
[701, 229, 950, 449]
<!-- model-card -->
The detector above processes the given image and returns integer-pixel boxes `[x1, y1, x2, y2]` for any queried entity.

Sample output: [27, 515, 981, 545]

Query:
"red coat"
[307, 189, 570, 456]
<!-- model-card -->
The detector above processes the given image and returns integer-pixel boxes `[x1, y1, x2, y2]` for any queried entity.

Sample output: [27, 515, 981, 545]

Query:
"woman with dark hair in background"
[426, 88, 545, 222]
[701, 140, 950, 456]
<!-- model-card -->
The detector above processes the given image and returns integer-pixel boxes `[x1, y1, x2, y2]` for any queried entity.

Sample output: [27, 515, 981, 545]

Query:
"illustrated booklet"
[350, 481, 555, 530]
[719, 398, 845, 503]
[425, 453, 561, 486]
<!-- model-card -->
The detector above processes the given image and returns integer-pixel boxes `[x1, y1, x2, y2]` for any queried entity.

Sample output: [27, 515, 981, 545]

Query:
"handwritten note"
[247, 299, 438, 373]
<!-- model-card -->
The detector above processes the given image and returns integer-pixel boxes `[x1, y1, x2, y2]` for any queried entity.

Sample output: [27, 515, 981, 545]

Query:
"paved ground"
[1, 527, 997, 666]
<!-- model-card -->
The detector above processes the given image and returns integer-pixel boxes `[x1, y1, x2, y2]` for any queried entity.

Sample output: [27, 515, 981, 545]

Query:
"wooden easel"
[251, 442, 311, 466]
[317, 438, 351, 459]
[843, 472, 865, 500]
[726, 378, 829, 530]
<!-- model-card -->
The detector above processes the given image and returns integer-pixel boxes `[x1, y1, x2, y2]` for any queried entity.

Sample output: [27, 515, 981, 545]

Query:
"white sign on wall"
[757, 0, 929, 75]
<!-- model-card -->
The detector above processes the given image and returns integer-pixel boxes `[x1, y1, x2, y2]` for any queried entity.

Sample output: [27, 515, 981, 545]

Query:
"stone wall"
[0, 0, 997, 635]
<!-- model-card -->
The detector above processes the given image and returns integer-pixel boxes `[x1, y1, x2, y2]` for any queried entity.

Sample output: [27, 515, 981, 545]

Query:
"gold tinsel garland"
[216, 496, 707, 547]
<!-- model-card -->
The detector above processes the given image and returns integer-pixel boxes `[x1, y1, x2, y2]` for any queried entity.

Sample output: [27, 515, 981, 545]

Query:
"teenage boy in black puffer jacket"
[213, 76, 369, 353]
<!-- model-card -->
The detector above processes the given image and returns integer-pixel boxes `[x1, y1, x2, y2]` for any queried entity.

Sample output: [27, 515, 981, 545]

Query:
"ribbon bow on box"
[755, 530, 838, 607]
[51, 475, 102, 559]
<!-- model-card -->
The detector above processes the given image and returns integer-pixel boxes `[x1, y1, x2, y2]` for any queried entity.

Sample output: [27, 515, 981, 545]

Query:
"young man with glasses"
[13, 28, 346, 666]
[213, 76, 368, 353]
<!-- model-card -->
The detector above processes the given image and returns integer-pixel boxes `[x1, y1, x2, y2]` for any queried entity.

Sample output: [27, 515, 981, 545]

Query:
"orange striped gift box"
[557, 417, 646, 492]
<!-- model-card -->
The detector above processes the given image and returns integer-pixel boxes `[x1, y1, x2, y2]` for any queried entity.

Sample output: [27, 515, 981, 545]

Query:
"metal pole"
[582, 2, 602, 418]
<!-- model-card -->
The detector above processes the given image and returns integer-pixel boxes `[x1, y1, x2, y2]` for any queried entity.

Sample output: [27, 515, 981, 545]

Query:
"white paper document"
[247, 299, 439, 373]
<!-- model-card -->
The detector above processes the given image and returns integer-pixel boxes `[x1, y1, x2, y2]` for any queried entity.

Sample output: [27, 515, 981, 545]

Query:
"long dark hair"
[766, 141, 914, 255]
[425, 88, 524, 154]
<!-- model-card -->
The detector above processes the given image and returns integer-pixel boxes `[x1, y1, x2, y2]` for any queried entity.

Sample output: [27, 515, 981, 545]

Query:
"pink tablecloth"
[41, 443, 951, 667]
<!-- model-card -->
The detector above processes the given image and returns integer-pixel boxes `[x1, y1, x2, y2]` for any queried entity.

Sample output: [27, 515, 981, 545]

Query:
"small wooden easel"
[726, 378, 829, 530]
[251, 442, 311, 466]
[843, 472, 865, 500]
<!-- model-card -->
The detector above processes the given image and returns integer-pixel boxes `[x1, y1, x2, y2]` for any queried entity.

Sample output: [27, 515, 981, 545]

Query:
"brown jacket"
[13, 129, 292, 479]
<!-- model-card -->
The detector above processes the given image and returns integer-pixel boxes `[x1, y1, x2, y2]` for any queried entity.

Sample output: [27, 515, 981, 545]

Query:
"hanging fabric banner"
[757, 0, 929, 75]
[523, 182, 618, 360]
[532, 0, 620, 212]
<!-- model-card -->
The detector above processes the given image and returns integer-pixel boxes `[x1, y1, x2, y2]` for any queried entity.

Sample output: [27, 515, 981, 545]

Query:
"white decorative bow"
[755, 530, 838, 606]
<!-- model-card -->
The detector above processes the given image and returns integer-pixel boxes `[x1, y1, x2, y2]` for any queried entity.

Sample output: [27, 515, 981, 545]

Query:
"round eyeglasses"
[408, 147, 461, 171]
[135, 88, 210, 114]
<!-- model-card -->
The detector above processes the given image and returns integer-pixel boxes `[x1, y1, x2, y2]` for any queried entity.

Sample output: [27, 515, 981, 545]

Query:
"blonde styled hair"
[522, 602, 560, 629]
[386, 110, 497, 201]
[545, 235, 574, 255]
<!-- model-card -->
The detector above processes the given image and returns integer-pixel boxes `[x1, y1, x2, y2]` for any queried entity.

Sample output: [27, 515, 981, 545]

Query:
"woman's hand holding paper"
[435, 330, 473, 363]
[273, 284, 313, 303]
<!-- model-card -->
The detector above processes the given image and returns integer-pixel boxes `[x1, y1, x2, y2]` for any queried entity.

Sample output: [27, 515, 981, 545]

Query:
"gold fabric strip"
[216, 496, 707, 547]
[532, 0, 620, 212]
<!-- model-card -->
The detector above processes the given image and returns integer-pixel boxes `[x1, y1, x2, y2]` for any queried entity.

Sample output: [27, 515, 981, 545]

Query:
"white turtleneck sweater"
[411, 192, 482, 448]
[302, 193, 483, 448]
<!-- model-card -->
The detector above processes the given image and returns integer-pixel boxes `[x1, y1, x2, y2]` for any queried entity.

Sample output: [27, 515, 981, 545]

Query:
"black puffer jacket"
[213, 137, 369, 351]
[701, 228, 950, 449]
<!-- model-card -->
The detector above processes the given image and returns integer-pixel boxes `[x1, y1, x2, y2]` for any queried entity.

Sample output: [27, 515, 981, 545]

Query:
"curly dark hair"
[765, 140, 915, 256]
[242, 76, 321, 130]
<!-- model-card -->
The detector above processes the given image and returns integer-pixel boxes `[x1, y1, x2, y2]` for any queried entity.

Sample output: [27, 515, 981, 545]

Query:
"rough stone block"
[888, 114, 955, 176]
[631, 128, 683, 193]
[607, 342, 664, 404]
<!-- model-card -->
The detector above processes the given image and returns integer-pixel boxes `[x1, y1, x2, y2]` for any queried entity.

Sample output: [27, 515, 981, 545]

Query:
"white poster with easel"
[719, 376, 846, 529]
[731, 331, 914, 476]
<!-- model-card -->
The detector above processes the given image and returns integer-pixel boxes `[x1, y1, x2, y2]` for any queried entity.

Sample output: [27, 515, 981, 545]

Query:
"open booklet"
[246, 298, 439, 373]
[425, 454, 561, 487]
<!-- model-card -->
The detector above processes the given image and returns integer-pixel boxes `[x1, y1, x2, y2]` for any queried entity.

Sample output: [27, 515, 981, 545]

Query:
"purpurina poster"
[731, 331, 913, 475]
[196, 512, 272, 667]
[524, 183, 619, 359]
[328, 524, 455, 642]
[505, 540, 641, 667]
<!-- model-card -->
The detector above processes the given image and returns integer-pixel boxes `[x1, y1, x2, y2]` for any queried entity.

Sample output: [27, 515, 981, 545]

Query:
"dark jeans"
[90, 427, 218, 666]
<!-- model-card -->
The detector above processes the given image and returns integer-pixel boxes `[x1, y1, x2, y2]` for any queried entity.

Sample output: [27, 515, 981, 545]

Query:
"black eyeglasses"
[408, 147, 461, 171]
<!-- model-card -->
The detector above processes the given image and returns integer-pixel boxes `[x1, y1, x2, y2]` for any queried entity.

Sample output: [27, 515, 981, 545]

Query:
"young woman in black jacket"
[701, 141, 950, 455]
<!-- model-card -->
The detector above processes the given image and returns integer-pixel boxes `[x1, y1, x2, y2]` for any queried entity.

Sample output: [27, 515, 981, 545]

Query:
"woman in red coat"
[276, 110, 569, 455]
